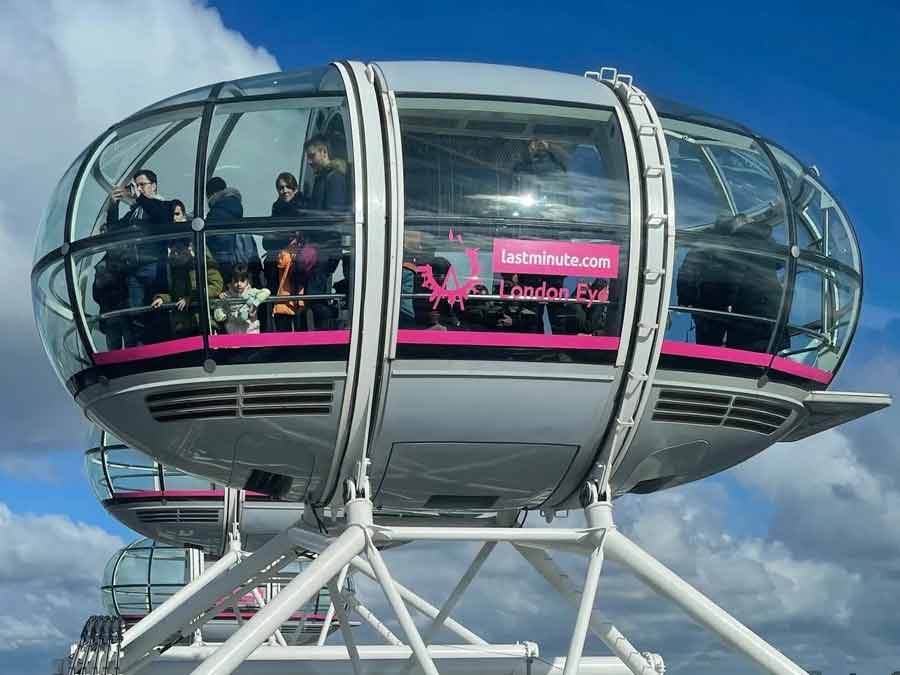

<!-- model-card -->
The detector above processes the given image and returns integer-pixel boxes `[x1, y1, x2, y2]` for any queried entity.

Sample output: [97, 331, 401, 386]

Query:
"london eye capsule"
[35, 61, 889, 514]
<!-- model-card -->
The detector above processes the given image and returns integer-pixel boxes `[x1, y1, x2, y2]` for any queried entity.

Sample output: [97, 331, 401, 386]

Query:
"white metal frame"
[62, 466, 815, 675]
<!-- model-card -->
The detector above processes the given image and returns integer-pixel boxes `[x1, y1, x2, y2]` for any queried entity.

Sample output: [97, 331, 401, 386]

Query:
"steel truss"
[60, 474, 810, 675]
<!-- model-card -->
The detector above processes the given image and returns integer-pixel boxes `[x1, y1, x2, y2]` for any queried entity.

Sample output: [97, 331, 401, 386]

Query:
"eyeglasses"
[135, 181, 152, 188]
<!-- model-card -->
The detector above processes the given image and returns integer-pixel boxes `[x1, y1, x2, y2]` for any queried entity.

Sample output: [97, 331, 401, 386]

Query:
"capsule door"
[365, 73, 644, 513]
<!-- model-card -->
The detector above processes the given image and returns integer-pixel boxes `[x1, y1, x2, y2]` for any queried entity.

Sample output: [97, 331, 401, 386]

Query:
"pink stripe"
[209, 330, 351, 349]
[397, 330, 620, 351]
[772, 355, 832, 384]
[661, 340, 832, 383]
[94, 336, 204, 365]
[112, 490, 225, 499]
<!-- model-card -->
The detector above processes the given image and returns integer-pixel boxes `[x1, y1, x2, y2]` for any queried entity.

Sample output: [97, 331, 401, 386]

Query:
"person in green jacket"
[150, 240, 223, 339]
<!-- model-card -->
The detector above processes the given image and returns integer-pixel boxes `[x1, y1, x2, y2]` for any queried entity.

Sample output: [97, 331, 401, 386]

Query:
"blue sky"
[1, 1, 899, 673]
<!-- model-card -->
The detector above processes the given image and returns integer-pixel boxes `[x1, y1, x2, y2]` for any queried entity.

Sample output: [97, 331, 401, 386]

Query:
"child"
[151, 240, 224, 339]
[214, 264, 271, 334]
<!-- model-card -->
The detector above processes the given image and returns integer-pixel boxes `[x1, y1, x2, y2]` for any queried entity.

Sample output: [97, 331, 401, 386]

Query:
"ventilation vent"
[147, 382, 334, 423]
[652, 390, 792, 435]
[136, 508, 220, 524]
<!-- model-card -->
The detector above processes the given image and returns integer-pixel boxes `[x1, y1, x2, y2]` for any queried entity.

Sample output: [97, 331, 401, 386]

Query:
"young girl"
[213, 264, 271, 334]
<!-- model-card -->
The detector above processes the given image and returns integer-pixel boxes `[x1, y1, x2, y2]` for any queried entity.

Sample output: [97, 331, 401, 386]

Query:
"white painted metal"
[190, 527, 368, 675]
[514, 546, 658, 675]
[364, 534, 439, 675]
[317, 565, 349, 646]
[325, 60, 388, 506]
[586, 69, 677, 496]
[145, 645, 638, 675]
[563, 542, 606, 675]
[604, 529, 806, 675]
[338, 592, 403, 646]
[327, 578, 362, 675]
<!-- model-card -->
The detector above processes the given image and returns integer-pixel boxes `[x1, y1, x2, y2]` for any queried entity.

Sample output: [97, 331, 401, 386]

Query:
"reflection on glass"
[227, 67, 340, 98]
[395, 97, 629, 362]
[663, 119, 787, 245]
[34, 148, 89, 262]
[32, 260, 91, 385]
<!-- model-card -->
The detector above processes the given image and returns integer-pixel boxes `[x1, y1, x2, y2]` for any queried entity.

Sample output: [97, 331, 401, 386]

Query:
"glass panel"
[204, 97, 353, 221]
[114, 547, 152, 586]
[663, 119, 788, 245]
[796, 176, 859, 270]
[665, 134, 731, 229]
[767, 144, 804, 202]
[100, 587, 116, 615]
[150, 588, 181, 610]
[149, 547, 187, 585]
[139, 84, 214, 112]
[72, 109, 201, 241]
[32, 259, 91, 385]
[395, 97, 630, 363]
[669, 238, 787, 353]
[114, 588, 150, 616]
[105, 448, 159, 493]
[207, 225, 352, 336]
[228, 66, 340, 97]
[84, 450, 112, 501]
[162, 466, 218, 491]
[34, 147, 89, 261]
[75, 234, 209, 353]
[783, 261, 859, 373]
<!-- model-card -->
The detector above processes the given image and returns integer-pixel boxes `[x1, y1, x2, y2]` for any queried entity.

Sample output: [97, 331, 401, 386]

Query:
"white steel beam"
[515, 546, 658, 675]
[563, 542, 606, 675]
[604, 529, 806, 675]
[365, 535, 439, 675]
[189, 526, 367, 675]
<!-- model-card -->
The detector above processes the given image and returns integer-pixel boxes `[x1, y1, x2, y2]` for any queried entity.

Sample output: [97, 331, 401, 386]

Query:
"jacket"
[153, 249, 224, 338]
[213, 286, 272, 334]
[205, 188, 260, 271]
[308, 160, 350, 211]
[105, 194, 175, 266]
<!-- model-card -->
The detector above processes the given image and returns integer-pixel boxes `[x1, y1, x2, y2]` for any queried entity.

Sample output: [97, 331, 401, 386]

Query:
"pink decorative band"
[397, 330, 621, 350]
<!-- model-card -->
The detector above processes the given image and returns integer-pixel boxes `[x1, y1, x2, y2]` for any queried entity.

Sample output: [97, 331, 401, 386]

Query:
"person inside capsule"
[304, 136, 349, 211]
[105, 168, 176, 347]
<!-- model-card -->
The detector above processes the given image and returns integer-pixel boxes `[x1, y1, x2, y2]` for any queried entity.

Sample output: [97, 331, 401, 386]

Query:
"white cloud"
[0, 0, 278, 463]
[0, 503, 123, 653]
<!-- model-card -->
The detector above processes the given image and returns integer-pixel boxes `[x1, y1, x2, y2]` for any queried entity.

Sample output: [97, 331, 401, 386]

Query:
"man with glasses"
[106, 168, 176, 346]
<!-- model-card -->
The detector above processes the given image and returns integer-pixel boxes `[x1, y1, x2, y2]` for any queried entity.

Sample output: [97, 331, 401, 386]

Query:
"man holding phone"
[106, 168, 176, 346]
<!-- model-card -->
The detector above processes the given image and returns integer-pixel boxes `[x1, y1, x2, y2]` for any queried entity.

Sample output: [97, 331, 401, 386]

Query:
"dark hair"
[231, 264, 250, 283]
[206, 176, 227, 197]
[172, 199, 186, 214]
[304, 135, 331, 154]
[133, 168, 158, 184]
[276, 172, 298, 190]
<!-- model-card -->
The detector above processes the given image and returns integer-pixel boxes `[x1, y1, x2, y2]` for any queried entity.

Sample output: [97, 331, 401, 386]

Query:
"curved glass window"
[86, 436, 220, 498]
[228, 66, 340, 98]
[74, 234, 207, 360]
[661, 117, 793, 375]
[72, 108, 201, 242]
[32, 259, 91, 386]
[34, 148, 88, 262]
[85, 448, 111, 501]
[395, 97, 630, 363]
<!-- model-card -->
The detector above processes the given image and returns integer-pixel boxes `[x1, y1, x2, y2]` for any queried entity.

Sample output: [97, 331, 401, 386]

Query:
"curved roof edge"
[373, 60, 620, 108]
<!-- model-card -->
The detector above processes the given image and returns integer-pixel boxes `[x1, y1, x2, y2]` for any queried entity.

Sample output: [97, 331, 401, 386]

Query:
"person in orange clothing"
[270, 236, 318, 332]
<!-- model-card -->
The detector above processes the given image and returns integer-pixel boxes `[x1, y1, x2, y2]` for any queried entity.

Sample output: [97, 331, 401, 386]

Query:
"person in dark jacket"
[726, 218, 788, 353]
[304, 136, 350, 211]
[676, 216, 739, 347]
[92, 250, 132, 350]
[105, 168, 175, 346]
[204, 176, 261, 284]
[150, 240, 224, 339]
[271, 172, 305, 217]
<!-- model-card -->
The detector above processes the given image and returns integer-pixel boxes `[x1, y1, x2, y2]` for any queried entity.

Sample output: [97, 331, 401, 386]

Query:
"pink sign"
[492, 238, 620, 278]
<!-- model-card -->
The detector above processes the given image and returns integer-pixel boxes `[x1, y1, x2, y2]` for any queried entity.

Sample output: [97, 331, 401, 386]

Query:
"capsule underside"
[33, 61, 875, 512]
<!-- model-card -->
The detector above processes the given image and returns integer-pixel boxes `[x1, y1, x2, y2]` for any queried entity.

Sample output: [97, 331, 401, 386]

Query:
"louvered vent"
[147, 382, 334, 423]
[652, 390, 792, 435]
[136, 508, 219, 524]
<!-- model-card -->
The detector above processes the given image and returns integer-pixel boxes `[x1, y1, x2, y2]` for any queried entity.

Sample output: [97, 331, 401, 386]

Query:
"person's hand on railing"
[150, 297, 164, 309]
